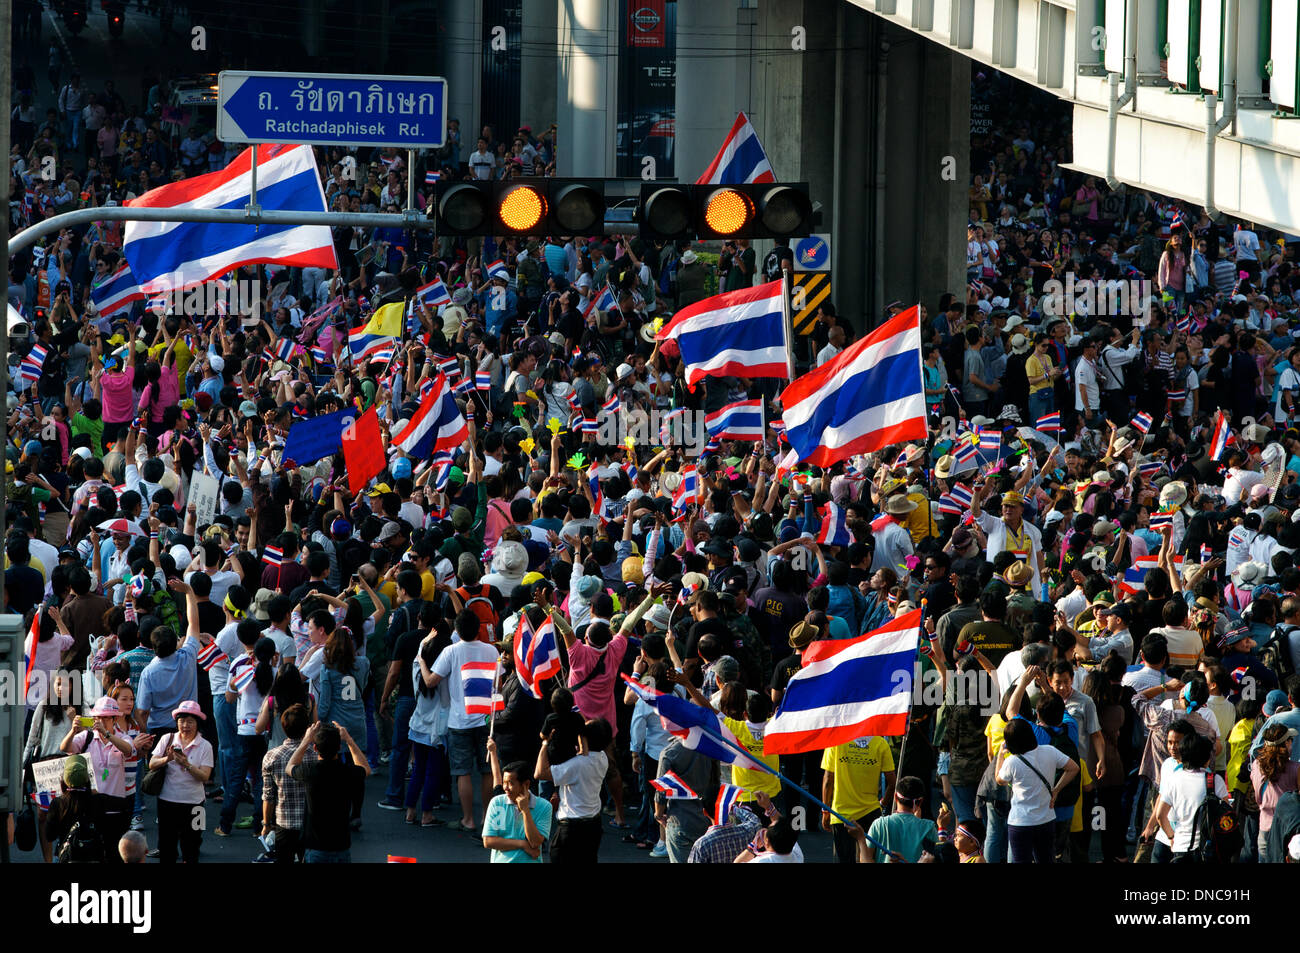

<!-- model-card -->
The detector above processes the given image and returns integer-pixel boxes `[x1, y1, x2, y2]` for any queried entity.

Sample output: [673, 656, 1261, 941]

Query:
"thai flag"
[781, 306, 926, 468]
[21, 611, 39, 706]
[123, 144, 337, 294]
[649, 771, 699, 799]
[197, 640, 228, 672]
[1175, 315, 1191, 333]
[434, 464, 451, 491]
[1131, 411, 1154, 435]
[308, 346, 332, 367]
[425, 171, 440, 185]
[954, 436, 978, 465]
[1166, 389, 1187, 404]
[677, 578, 702, 606]
[948, 483, 973, 509]
[1148, 510, 1175, 528]
[348, 326, 396, 364]
[977, 427, 1001, 455]
[453, 376, 475, 396]
[937, 493, 965, 517]
[695, 111, 776, 185]
[390, 371, 469, 458]
[816, 501, 852, 547]
[660, 407, 687, 445]
[485, 259, 509, 281]
[261, 545, 283, 567]
[656, 280, 790, 389]
[19, 343, 48, 383]
[764, 609, 922, 753]
[90, 261, 144, 316]
[603, 393, 620, 415]
[893, 449, 910, 468]
[703, 437, 721, 454]
[413, 276, 452, 309]
[1201, 544, 1213, 562]
[513, 615, 562, 699]
[363, 344, 394, 365]
[475, 369, 492, 392]
[672, 464, 699, 513]
[1035, 411, 1062, 433]
[230, 658, 257, 694]
[622, 674, 769, 770]
[714, 784, 745, 824]
[145, 293, 171, 314]
[582, 284, 617, 319]
[770, 419, 786, 438]
[1210, 409, 1231, 461]
[438, 356, 460, 379]
[1118, 566, 1149, 596]
[1139, 461, 1165, 479]
[705, 398, 764, 441]
[274, 338, 298, 362]
[1170, 209, 1188, 231]
[462, 660, 504, 715]
[581, 417, 598, 434]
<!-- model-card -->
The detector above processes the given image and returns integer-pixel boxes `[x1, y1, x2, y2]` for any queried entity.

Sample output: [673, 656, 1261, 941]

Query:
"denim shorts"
[448, 725, 489, 776]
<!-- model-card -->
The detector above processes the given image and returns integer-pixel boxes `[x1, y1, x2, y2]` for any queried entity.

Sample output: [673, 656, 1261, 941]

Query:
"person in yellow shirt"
[821, 735, 896, 863]
[720, 694, 782, 805]
[1024, 334, 1059, 425]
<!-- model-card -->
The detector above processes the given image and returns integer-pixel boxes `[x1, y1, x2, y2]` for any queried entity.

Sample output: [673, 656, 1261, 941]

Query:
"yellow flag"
[365, 301, 405, 338]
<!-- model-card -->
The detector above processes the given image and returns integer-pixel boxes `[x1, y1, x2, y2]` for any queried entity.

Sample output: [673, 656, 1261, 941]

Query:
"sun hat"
[89, 696, 122, 717]
[172, 700, 207, 721]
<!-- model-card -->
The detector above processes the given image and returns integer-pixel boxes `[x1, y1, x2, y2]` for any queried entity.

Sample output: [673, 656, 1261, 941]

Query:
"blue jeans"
[985, 806, 1009, 863]
[406, 741, 445, 813]
[304, 848, 351, 863]
[363, 689, 380, 767]
[1027, 390, 1053, 427]
[1008, 821, 1055, 863]
[633, 756, 659, 844]
[950, 784, 977, 826]
[384, 695, 416, 803]
[219, 734, 266, 831]
[212, 695, 239, 819]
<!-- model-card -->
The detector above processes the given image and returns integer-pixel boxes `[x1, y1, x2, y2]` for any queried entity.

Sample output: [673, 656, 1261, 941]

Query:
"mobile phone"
[76, 716, 95, 729]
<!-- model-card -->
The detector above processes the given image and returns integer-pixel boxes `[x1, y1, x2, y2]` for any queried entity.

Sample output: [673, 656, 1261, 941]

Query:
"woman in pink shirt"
[60, 695, 140, 862]
[95, 337, 138, 452]
[137, 347, 179, 439]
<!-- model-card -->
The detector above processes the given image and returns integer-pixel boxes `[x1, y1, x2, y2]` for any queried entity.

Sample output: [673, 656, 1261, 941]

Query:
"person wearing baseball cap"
[971, 485, 1046, 595]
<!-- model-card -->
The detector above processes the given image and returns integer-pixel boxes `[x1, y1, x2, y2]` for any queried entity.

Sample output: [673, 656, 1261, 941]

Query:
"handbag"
[14, 798, 37, 852]
[138, 734, 173, 797]
[975, 753, 1011, 820]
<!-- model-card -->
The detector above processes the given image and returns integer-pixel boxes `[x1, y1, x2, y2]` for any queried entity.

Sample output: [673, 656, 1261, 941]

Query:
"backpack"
[58, 817, 105, 864]
[1044, 725, 1081, 808]
[1178, 772, 1242, 863]
[1259, 623, 1299, 684]
[459, 584, 500, 643]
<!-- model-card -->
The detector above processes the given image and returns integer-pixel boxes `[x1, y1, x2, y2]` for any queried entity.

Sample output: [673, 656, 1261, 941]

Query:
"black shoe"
[376, 799, 404, 811]
[253, 852, 275, 863]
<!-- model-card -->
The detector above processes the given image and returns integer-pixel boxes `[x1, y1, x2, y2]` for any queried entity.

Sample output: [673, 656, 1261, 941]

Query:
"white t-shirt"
[998, 744, 1072, 827]
[1156, 757, 1230, 852]
[157, 731, 214, 805]
[206, 621, 242, 695]
[550, 749, 608, 820]
[1222, 469, 1263, 505]
[431, 637, 500, 730]
[1277, 366, 1300, 419]
[1233, 229, 1260, 262]
[230, 655, 267, 736]
[184, 569, 240, 606]
[748, 842, 806, 863]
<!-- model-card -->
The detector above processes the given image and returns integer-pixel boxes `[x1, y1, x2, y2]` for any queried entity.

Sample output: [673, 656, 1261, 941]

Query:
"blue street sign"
[217, 71, 447, 149]
[793, 234, 830, 272]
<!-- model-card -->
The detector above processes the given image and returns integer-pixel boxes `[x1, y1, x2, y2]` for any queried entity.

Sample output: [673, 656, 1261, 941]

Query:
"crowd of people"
[9, 67, 1300, 868]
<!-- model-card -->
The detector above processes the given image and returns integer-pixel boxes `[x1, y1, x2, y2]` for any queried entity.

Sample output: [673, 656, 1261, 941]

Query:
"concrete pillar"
[880, 27, 969, 321]
[675, 0, 745, 184]
[520, 0, 558, 133]
[442, 0, 483, 142]
[557, 0, 618, 176]
[300, 0, 324, 59]
[831, 3, 872, 327]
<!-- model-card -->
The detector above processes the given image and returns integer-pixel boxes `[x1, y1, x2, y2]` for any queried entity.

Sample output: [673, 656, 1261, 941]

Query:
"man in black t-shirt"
[289, 721, 370, 862]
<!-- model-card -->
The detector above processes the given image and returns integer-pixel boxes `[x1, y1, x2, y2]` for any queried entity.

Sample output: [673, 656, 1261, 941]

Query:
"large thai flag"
[696, 111, 776, 185]
[90, 262, 144, 316]
[816, 501, 851, 547]
[123, 144, 337, 293]
[390, 371, 468, 459]
[704, 398, 764, 441]
[781, 306, 926, 468]
[622, 674, 768, 770]
[1210, 409, 1231, 461]
[656, 279, 789, 388]
[582, 284, 617, 319]
[513, 614, 562, 700]
[764, 609, 922, 754]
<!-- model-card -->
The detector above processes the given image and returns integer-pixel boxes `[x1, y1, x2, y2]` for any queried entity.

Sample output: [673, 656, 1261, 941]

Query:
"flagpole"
[781, 266, 796, 382]
[686, 718, 900, 859]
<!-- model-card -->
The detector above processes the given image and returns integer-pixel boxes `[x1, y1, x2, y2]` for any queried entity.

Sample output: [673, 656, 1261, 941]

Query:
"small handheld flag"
[649, 771, 699, 799]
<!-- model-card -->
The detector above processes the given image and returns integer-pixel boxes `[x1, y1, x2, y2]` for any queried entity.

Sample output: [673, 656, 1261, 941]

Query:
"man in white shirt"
[1074, 338, 1101, 427]
[972, 488, 1045, 593]
[535, 717, 611, 863]
[468, 138, 495, 180]
[816, 325, 845, 368]
[1233, 224, 1261, 279]
[1153, 732, 1228, 862]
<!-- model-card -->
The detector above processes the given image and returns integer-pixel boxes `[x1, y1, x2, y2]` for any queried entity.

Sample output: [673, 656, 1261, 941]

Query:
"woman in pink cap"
[59, 694, 138, 861]
[147, 700, 213, 864]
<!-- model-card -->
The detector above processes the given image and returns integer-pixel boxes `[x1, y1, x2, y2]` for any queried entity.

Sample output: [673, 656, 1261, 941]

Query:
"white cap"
[209, 354, 225, 372]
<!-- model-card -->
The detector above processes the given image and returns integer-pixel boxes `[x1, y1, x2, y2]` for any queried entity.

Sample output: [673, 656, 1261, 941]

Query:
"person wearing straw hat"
[971, 487, 1046, 594]
[871, 495, 916, 580]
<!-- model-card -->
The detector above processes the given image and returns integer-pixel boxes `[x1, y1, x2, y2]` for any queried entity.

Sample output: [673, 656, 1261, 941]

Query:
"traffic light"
[431, 178, 605, 236]
[637, 183, 813, 241]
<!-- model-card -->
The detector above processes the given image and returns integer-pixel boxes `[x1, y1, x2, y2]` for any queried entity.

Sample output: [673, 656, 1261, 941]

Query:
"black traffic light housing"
[637, 182, 813, 241]
[430, 178, 606, 236]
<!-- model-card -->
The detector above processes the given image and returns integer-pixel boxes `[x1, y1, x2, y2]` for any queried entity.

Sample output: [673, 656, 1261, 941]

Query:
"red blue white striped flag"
[714, 783, 745, 824]
[649, 771, 699, 799]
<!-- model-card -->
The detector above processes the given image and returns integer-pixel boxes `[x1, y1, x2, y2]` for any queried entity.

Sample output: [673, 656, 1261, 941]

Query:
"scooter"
[62, 0, 86, 34]
[104, 0, 125, 35]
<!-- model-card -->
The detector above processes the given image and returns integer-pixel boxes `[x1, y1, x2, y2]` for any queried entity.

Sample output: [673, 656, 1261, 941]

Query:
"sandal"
[621, 833, 639, 844]
[446, 819, 477, 834]
[608, 820, 631, 830]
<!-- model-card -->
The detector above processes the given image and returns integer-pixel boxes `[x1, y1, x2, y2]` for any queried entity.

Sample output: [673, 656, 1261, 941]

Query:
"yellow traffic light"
[499, 185, 547, 232]
[702, 188, 755, 236]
